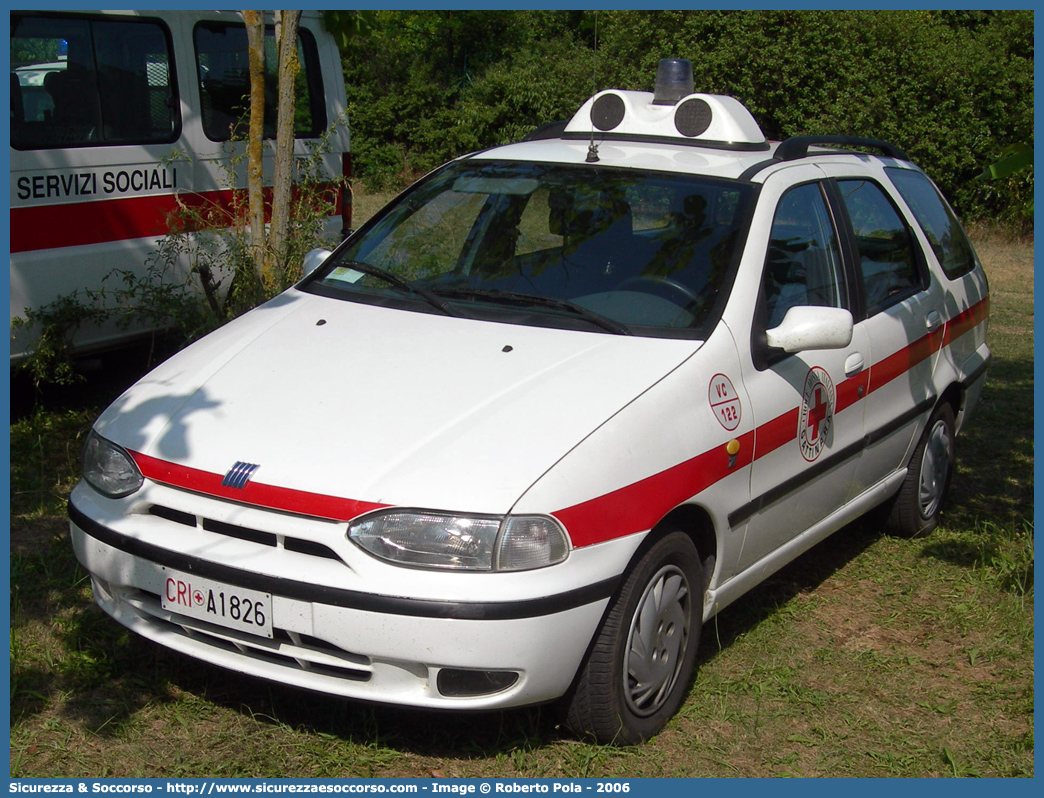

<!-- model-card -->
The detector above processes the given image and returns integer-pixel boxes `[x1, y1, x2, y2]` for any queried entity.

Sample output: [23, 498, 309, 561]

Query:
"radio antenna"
[592, 11, 599, 96]
[586, 11, 600, 163]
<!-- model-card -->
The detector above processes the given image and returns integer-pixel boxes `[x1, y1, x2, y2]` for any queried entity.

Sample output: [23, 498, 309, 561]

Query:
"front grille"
[149, 504, 195, 527]
[203, 517, 277, 547]
[148, 504, 343, 562]
[130, 588, 372, 681]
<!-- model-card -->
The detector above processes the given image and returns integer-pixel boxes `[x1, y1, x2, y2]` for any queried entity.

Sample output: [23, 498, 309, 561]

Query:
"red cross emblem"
[808, 386, 828, 442]
[799, 367, 835, 462]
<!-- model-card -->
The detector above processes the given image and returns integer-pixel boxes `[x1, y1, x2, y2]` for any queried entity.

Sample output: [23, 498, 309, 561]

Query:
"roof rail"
[522, 120, 568, 142]
[775, 135, 909, 162]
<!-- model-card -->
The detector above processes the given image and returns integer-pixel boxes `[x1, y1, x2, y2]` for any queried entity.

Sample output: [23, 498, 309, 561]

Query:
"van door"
[10, 12, 183, 360]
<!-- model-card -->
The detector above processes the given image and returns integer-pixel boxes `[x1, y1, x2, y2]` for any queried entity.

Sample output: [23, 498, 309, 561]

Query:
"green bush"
[340, 10, 1032, 230]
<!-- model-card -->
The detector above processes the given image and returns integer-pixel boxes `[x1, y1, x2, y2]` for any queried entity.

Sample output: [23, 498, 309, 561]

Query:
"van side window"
[194, 23, 327, 142]
[10, 14, 178, 150]
[836, 179, 925, 313]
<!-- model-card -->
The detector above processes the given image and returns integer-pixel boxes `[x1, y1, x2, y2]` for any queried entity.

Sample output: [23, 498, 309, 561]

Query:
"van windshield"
[307, 160, 755, 337]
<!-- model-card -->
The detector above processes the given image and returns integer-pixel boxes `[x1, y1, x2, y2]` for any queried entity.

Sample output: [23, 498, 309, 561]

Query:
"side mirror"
[302, 248, 332, 278]
[765, 306, 853, 353]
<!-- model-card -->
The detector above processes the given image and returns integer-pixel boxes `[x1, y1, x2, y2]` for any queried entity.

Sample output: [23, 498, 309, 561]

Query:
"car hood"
[96, 290, 701, 515]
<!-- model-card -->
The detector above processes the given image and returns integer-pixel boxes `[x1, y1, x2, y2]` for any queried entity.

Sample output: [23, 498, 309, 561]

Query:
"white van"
[10, 9, 351, 362]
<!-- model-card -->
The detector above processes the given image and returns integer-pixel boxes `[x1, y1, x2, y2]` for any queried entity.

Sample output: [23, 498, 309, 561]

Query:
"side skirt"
[702, 469, 906, 621]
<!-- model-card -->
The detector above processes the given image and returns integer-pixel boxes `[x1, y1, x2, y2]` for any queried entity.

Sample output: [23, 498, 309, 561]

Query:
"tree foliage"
[340, 9, 1033, 230]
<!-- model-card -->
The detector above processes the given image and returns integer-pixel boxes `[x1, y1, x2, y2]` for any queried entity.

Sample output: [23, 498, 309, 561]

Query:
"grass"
[8, 212, 1034, 778]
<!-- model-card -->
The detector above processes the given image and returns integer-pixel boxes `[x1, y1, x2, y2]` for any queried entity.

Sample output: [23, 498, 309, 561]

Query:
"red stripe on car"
[553, 431, 756, 548]
[131, 450, 387, 523]
[943, 296, 990, 348]
[554, 296, 989, 547]
[127, 296, 989, 548]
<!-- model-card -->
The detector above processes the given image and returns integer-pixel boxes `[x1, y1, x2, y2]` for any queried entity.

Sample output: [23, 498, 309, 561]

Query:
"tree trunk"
[242, 10, 266, 281]
[267, 10, 301, 288]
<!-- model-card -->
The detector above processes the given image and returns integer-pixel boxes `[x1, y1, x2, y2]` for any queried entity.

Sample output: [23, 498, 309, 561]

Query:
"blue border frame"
[4, 2, 1038, 788]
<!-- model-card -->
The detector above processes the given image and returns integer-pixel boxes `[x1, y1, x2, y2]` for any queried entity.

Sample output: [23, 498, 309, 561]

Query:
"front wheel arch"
[655, 504, 718, 594]
[559, 529, 705, 744]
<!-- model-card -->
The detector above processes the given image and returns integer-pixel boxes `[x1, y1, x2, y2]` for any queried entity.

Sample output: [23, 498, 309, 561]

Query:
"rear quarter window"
[885, 167, 979, 280]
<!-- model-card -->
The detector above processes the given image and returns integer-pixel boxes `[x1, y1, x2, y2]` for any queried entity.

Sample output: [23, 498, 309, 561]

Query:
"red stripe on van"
[9, 192, 225, 253]
[10, 183, 341, 254]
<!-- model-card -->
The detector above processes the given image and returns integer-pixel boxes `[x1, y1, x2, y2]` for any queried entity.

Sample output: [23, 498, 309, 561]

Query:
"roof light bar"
[566, 91, 767, 150]
[560, 58, 768, 150]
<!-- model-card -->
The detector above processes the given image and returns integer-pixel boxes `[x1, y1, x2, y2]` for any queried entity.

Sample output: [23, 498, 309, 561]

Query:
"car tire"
[562, 531, 702, 745]
[886, 403, 956, 538]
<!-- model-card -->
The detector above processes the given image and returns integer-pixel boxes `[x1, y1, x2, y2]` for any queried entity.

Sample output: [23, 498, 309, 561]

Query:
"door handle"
[926, 310, 943, 331]
[844, 353, 865, 377]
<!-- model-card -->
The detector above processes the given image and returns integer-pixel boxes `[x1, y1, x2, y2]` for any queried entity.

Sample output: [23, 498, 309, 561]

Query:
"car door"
[824, 171, 944, 492]
[733, 175, 869, 572]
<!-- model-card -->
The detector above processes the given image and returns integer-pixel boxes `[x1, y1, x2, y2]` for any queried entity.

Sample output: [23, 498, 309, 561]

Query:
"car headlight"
[82, 431, 143, 498]
[348, 510, 569, 571]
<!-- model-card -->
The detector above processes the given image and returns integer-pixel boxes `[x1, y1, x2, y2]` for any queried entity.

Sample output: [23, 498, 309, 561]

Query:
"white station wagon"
[70, 60, 990, 744]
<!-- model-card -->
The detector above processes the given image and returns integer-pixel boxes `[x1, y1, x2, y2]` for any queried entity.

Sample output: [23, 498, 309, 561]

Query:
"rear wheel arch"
[938, 384, 963, 426]
[895, 385, 961, 476]
[888, 401, 956, 538]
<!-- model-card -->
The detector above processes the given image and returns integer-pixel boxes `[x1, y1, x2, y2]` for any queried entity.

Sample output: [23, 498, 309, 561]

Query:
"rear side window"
[836, 179, 924, 314]
[194, 22, 327, 142]
[10, 14, 178, 150]
[885, 168, 979, 279]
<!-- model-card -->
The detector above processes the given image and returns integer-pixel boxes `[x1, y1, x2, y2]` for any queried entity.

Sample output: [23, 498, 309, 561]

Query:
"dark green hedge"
[340, 10, 1033, 229]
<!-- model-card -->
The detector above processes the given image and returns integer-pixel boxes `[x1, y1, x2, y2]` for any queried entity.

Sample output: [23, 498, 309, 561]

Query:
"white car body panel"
[485, 138, 770, 182]
[95, 291, 701, 515]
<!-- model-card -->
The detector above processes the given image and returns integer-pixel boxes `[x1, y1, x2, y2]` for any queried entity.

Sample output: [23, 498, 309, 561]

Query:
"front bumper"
[68, 483, 629, 710]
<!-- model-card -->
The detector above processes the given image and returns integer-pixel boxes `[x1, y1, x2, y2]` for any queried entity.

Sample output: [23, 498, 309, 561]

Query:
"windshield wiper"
[336, 260, 461, 317]
[432, 287, 631, 335]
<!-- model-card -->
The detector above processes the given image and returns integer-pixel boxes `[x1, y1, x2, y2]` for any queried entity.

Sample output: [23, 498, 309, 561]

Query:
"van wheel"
[886, 404, 955, 538]
[562, 531, 701, 745]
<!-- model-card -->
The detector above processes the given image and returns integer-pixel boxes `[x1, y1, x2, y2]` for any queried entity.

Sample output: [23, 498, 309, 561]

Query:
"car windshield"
[306, 159, 756, 337]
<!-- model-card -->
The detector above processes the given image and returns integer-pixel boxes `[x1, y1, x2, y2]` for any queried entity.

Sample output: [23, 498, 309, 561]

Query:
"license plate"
[161, 568, 273, 639]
